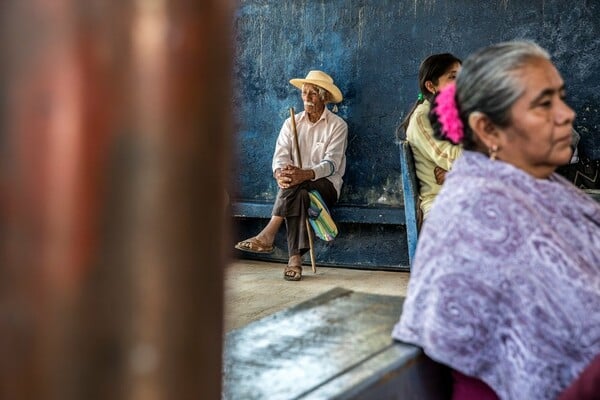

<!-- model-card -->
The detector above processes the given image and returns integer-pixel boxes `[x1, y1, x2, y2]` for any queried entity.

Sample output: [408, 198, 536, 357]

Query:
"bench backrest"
[398, 140, 420, 268]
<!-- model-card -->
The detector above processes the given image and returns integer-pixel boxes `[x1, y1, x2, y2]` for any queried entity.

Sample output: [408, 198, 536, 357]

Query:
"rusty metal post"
[0, 1, 233, 399]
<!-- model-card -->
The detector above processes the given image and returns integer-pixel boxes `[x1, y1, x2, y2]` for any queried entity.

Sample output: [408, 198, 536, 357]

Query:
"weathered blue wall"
[232, 0, 600, 205]
[231, 0, 600, 268]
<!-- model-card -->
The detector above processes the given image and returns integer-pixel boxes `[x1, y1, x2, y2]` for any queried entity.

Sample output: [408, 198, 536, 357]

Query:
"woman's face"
[430, 62, 461, 93]
[496, 58, 575, 178]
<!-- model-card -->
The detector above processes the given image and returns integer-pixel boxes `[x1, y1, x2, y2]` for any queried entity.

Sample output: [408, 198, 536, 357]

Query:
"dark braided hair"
[396, 53, 462, 139]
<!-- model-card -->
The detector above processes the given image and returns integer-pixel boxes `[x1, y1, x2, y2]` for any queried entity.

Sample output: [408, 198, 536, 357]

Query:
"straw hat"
[290, 70, 343, 103]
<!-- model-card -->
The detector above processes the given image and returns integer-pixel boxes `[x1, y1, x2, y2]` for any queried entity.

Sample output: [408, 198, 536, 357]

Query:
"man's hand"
[434, 166, 447, 185]
[275, 164, 314, 189]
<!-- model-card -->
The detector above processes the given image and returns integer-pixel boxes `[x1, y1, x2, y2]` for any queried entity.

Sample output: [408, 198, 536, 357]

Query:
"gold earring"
[489, 145, 498, 161]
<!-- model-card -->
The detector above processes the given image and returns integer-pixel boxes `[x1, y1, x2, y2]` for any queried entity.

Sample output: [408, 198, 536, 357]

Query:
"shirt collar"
[299, 107, 330, 124]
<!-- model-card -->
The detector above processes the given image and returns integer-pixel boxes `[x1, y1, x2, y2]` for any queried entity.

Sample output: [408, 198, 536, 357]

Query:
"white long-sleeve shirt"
[272, 107, 348, 198]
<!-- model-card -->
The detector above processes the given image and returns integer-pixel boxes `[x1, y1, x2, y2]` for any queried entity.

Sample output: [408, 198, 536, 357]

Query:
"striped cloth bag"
[307, 190, 338, 241]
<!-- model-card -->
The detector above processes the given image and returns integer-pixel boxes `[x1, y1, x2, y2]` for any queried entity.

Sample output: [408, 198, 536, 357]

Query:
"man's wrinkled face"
[301, 84, 326, 116]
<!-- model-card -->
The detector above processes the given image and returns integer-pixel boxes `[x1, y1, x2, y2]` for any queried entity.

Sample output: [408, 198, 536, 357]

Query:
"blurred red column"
[0, 1, 232, 399]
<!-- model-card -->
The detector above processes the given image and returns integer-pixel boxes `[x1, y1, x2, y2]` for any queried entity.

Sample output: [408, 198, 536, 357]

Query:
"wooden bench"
[585, 189, 600, 203]
[231, 201, 412, 270]
[223, 287, 451, 399]
[231, 202, 406, 226]
[231, 143, 419, 271]
[398, 140, 420, 268]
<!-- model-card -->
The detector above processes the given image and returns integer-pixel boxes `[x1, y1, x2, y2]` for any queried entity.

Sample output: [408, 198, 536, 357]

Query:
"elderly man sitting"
[235, 70, 348, 281]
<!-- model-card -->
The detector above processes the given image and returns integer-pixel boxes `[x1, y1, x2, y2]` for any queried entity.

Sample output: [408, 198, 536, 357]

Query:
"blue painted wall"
[232, 0, 600, 205]
[230, 0, 600, 268]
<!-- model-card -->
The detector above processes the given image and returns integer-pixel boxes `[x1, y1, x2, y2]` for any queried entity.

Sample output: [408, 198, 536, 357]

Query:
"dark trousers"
[272, 178, 337, 257]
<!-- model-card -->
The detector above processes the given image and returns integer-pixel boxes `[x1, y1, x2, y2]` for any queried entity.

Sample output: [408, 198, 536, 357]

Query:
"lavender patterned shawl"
[392, 150, 600, 400]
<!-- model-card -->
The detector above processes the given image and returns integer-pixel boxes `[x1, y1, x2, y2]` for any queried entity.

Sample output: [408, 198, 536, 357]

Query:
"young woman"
[393, 41, 600, 399]
[399, 53, 462, 220]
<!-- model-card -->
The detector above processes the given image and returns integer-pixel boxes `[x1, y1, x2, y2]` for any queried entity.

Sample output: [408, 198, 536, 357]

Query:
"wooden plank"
[584, 189, 600, 203]
[232, 201, 406, 225]
[398, 141, 420, 269]
[223, 288, 450, 399]
[333, 206, 405, 225]
[231, 201, 273, 218]
[233, 219, 410, 271]
[310, 344, 451, 400]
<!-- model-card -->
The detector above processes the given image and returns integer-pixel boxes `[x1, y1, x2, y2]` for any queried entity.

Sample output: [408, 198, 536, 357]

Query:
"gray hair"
[456, 40, 551, 149]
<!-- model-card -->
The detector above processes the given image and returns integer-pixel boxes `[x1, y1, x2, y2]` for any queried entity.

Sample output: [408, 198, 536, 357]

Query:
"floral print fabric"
[392, 150, 600, 400]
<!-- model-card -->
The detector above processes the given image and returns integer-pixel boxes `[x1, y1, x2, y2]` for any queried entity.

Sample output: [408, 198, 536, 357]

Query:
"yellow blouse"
[406, 100, 462, 219]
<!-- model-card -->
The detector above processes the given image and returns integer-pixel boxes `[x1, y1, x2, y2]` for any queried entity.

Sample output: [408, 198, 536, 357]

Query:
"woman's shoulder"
[407, 101, 433, 140]
[412, 100, 431, 118]
[433, 162, 520, 217]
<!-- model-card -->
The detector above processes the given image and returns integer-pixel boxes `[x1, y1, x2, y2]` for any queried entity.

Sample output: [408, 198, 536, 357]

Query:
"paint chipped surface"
[233, 0, 600, 205]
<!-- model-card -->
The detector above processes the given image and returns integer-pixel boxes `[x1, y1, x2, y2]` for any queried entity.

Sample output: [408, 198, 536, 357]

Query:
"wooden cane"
[289, 107, 317, 274]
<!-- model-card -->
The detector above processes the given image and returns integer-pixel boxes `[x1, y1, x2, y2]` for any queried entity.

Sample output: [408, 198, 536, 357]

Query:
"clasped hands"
[275, 164, 314, 189]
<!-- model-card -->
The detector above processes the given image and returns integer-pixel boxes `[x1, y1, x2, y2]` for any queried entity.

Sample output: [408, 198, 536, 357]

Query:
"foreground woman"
[392, 41, 600, 399]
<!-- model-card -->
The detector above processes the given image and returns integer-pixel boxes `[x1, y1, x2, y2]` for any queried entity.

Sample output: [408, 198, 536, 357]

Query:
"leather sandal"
[234, 236, 274, 254]
[283, 264, 302, 281]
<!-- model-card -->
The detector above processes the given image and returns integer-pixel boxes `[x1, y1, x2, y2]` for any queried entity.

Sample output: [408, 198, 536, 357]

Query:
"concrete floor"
[224, 259, 410, 331]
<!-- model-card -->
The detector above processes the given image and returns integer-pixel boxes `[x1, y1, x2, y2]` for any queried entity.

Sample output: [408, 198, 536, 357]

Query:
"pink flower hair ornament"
[434, 83, 464, 144]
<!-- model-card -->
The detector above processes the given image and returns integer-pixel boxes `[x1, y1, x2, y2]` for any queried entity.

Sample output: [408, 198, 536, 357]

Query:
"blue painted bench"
[223, 287, 451, 399]
[231, 202, 406, 226]
[398, 140, 420, 268]
[231, 200, 412, 270]
[231, 141, 421, 270]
